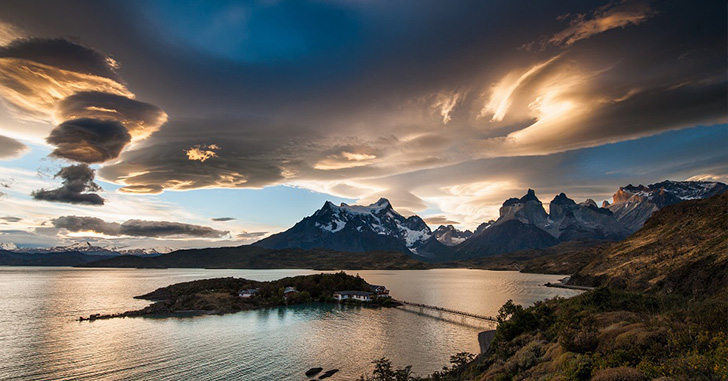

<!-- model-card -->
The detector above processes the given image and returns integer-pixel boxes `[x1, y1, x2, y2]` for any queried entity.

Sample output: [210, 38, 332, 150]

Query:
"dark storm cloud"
[0, 38, 121, 80]
[54, 91, 167, 140]
[211, 217, 235, 222]
[52, 215, 229, 238]
[51, 215, 120, 235]
[120, 220, 228, 238]
[0, 134, 26, 159]
[47, 118, 131, 164]
[98, 119, 289, 193]
[31, 164, 104, 205]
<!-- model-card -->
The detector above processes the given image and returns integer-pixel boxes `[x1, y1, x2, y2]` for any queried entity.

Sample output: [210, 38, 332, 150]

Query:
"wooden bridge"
[397, 300, 498, 322]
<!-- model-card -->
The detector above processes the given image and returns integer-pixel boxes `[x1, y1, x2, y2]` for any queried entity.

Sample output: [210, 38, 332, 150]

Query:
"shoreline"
[544, 276, 594, 291]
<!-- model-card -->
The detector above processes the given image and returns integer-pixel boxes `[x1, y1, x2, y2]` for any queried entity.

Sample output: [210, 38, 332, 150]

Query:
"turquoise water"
[0, 267, 581, 380]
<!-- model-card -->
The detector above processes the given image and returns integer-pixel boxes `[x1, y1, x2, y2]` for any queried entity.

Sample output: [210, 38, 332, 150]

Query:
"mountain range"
[2, 179, 724, 267]
[254, 180, 726, 261]
[0, 242, 172, 266]
[254, 198, 451, 259]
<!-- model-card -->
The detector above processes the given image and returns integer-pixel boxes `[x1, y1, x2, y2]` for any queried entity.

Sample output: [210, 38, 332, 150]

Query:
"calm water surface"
[0, 267, 581, 380]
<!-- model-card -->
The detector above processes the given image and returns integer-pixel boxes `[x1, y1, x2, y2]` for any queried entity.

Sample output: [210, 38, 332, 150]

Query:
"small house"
[238, 288, 259, 298]
[283, 286, 298, 297]
[333, 290, 374, 302]
[370, 285, 390, 297]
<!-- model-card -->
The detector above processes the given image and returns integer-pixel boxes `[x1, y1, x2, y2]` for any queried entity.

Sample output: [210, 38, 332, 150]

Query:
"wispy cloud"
[548, 0, 655, 47]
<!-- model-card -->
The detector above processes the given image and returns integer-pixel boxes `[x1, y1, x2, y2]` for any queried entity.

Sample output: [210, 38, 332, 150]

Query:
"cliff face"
[608, 180, 727, 233]
[570, 192, 728, 297]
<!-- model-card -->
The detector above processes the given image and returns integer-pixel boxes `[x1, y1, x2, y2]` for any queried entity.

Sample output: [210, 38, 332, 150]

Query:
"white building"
[238, 288, 259, 298]
[333, 290, 374, 302]
[283, 287, 299, 297]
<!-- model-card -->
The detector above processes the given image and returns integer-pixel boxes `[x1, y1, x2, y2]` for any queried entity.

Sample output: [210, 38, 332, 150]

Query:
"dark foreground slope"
[79, 246, 431, 270]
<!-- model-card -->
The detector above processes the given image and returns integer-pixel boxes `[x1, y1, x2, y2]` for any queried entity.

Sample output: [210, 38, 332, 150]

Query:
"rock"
[305, 367, 323, 377]
[318, 369, 339, 379]
[478, 330, 497, 354]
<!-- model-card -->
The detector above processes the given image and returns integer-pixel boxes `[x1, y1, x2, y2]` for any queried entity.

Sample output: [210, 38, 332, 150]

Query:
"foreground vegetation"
[360, 287, 728, 380]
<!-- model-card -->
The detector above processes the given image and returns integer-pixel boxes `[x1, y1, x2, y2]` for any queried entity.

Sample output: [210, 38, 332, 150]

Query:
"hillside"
[0, 250, 115, 266]
[79, 246, 432, 270]
[569, 192, 728, 296]
[443, 241, 607, 274]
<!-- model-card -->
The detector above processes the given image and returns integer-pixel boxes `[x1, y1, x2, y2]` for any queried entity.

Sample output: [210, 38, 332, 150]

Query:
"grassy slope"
[569, 192, 728, 297]
[440, 241, 607, 274]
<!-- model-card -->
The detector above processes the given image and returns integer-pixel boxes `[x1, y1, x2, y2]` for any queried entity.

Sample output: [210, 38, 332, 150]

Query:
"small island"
[80, 272, 397, 321]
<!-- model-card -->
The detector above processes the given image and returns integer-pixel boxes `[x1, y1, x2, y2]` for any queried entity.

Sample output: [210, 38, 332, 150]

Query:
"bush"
[592, 367, 648, 381]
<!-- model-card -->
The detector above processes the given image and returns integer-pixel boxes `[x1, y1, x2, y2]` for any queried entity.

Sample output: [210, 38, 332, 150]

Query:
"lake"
[0, 267, 581, 380]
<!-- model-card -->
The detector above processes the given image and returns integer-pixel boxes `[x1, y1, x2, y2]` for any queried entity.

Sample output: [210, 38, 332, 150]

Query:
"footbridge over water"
[396, 300, 498, 322]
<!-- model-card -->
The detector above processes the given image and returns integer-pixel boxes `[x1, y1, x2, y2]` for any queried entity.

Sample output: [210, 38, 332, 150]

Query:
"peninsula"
[79, 272, 396, 321]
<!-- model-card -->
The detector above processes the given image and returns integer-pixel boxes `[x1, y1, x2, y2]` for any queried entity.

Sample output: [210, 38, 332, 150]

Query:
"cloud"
[0, 21, 25, 45]
[31, 164, 104, 205]
[47, 118, 131, 163]
[548, 0, 655, 47]
[0, 38, 121, 80]
[0, 36, 166, 175]
[119, 220, 228, 238]
[0, 38, 134, 123]
[186, 144, 220, 162]
[431, 91, 464, 124]
[211, 217, 236, 221]
[51, 215, 121, 235]
[237, 231, 267, 239]
[52, 215, 229, 238]
[0, 216, 21, 222]
[423, 216, 460, 226]
[314, 151, 378, 170]
[0, 135, 27, 159]
[54, 91, 168, 141]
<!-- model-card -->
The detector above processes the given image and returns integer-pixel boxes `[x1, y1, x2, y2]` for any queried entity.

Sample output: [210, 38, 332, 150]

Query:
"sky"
[0, 0, 725, 249]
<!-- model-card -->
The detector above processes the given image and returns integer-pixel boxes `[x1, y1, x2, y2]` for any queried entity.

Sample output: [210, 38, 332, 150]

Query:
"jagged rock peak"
[474, 220, 495, 235]
[503, 189, 541, 206]
[551, 192, 576, 205]
[602, 200, 611, 207]
[581, 199, 598, 208]
[433, 224, 473, 246]
[319, 198, 395, 216]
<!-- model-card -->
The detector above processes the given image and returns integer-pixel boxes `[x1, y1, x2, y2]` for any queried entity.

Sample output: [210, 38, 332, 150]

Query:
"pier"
[397, 300, 498, 322]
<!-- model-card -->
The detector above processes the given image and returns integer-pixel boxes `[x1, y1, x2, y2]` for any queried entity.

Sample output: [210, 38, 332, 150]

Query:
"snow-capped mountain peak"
[255, 198, 448, 257]
[0, 242, 17, 250]
[433, 225, 473, 246]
